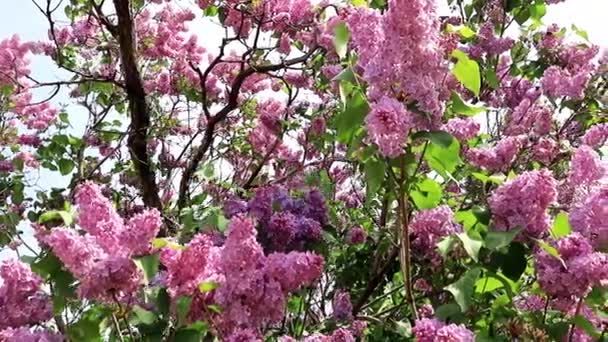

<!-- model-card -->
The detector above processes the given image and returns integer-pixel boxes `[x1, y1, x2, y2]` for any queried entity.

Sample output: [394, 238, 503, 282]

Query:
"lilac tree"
[0, 0, 606, 340]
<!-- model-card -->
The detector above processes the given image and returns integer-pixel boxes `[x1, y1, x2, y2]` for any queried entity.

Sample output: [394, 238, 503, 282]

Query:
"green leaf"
[133, 305, 157, 325]
[456, 232, 482, 262]
[332, 67, 356, 83]
[336, 90, 369, 144]
[537, 240, 559, 258]
[485, 272, 516, 298]
[0, 84, 14, 96]
[173, 328, 202, 342]
[11, 181, 24, 205]
[393, 320, 412, 337]
[450, 92, 486, 116]
[571, 24, 589, 41]
[536, 240, 567, 269]
[198, 281, 219, 293]
[152, 238, 184, 250]
[58, 158, 75, 175]
[529, 2, 546, 22]
[547, 322, 570, 341]
[551, 212, 571, 239]
[350, 0, 367, 6]
[204, 5, 219, 16]
[68, 309, 103, 342]
[456, 26, 476, 39]
[573, 315, 600, 339]
[410, 178, 442, 210]
[38, 210, 73, 226]
[437, 236, 457, 259]
[474, 277, 504, 293]
[155, 288, 171, 317]
[514, 7, 531, 25]
[472, 206, 491, 225]
[483, 68, 500, 89]
[494, 242, 528, 282]
[424, 138, 462, 178]
[176, 296, 193, 326]
[207, 304, 223, 314]
[451, 50, 481, 96]
[434, 303, 463, 322]
[334, 22, 350, 59]
[506, 0, 522, 11]
[444, 268, 481, 312]
[364, 159, 385, 201]
[134, 254, 160, 284]
[412, 130, 455, 148]
[30, 253, 66, 279]
[484, 228, 521, 250]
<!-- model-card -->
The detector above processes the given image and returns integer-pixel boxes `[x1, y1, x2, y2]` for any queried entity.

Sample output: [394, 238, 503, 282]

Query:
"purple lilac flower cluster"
[224, 186, 328, 252]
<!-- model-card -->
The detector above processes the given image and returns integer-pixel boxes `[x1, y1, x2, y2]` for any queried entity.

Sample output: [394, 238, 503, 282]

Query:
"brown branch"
[112, 0, 163, 217]
[352, 246, 400, 316]
[176, 47, 321, 210]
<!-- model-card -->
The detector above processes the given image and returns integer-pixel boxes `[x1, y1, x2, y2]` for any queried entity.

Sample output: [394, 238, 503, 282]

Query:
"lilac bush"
[0, 0, 606, 340]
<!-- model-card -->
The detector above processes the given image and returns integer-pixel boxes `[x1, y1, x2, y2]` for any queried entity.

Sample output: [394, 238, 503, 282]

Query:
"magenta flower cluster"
[489, 169, 557, 240]
[0, 261, 52, 330]
[347, 0, 447, 156]
[224, 186, 328, 251]
[410, 205, 461, 264]
[40, 182, 162, 302]
[535, 233, 608, 297]
[161, 215, 324, 339]
[413, 318, 475, 342]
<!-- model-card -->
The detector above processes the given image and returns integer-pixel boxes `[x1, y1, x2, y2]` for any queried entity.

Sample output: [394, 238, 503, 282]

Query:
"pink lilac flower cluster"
[569, 187, 608, 250]
[345, 226, 367, 245]
[0, 36, 57, 131]
[568, 146, 608, 251]
[418, 304, 435, 318]
[135, 5, 209, 96]
[224, 186, 327, 251]
[568, 145, 606, 188]
[552, 298, 604, 342]
[347, 0, 446, 122]
[442, 117, 480, 142]
[467, 136, 523, 172]
[280, 328, 356, 342]
[159, 233, 223, 322]
[0, 261, 53, 330]
[516, 296, 602, 341]
[541, 42, 598, 100]
[474, 22, 514, 56]
[410, 205, 461, 264]
[0, 35, 32, 85]
[0, 327, 62, 342]
[514, 294, 546, 312]
[504, 99, 552, 136]
[332, 290, 353, 322]
[515, 296, 602, 341]
[489, 169, 557, 240]
[413, 318, 475, 342]
[535, 233, 608, 298]
[161, 215, 324, 339]
[39, 182, 161, 302]
[487, 57, 541, 110]
[581, 123, 608, 148]
[248, 98, 294, 156]
[541, 66, 590, 99]
[365, 96, 413, 157]
[532, 138, 559, 165]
